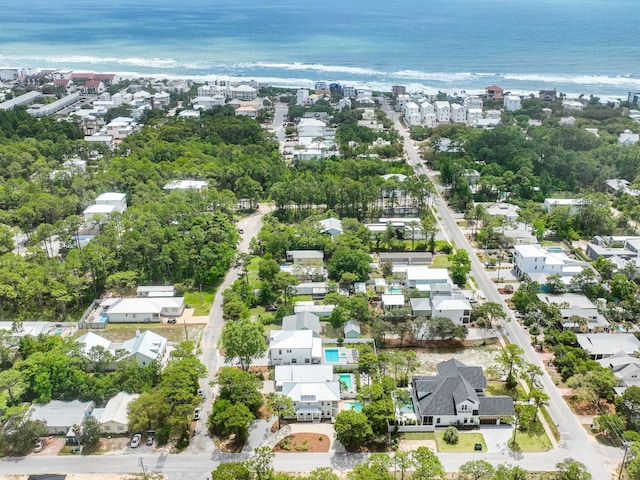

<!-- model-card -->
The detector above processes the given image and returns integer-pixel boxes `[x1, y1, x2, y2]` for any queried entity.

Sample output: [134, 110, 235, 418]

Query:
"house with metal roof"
[318, 217, 343, 236]
[30, 400, 94, 436]
[344, 320, 361, 339]
[274, 365, 334, 389]
[282, 311, 321, 335]
[411, 359, 514, 430]
[96, 392, 139, 434]
[282, 381, 340, 421]
[269, 329, 322, 366]
[576, 333, 640, 360]
[121, 330, 167, 367]
[99, 297, 184, 323]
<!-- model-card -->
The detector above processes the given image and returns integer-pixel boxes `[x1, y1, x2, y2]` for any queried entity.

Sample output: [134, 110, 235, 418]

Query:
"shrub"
[443, 426, 459, 444]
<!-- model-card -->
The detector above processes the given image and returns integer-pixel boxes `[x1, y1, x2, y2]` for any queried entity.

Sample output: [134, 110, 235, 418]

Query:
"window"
[305, 359, 310, 364]
[436, 418, 440, 424]
[292, 358, 297, 364]
[279, 349, 282, 354]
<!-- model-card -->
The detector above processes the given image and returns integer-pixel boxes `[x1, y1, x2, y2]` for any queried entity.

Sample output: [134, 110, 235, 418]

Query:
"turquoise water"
[1, 1, 639, 96]
[324, 349, 339, 363]
[547, 247, 564, 251]
[53, 328, 64, 335]
[338, 374, 352, 390]
[345, 401, 363, 412]
[99, 315, 108, 323]
[388, 288, 402, 294]
[399, 401, 415, 414]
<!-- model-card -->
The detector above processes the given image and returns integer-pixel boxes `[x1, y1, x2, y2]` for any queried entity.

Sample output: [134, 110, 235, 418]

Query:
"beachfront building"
[230, 84, 257, 101]
[464, 96, 483, 109]
[485, 85, 504, 99]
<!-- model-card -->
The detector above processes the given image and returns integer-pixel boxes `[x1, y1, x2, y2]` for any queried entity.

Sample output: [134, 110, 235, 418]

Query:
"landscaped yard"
[183, 287, 216, 316]
[274, 433, 330, 453]
[509, 422, 553, 452]
[435, 431, 486, 452]
[431, 255, 452, 268]
[400, 431, 435, 441]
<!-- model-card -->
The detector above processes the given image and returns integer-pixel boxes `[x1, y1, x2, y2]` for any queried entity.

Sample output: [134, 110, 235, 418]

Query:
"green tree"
[219, 318, 267, 371]
[448, 249, 471, 286]
[334, 410, 373, 449]
[215, 367, 263, 416]
[411, 446, 446, 479]
[306, 467, 340, 480]
[208, 400, 253, 443]
[394, 449, 415, 480]
[77, 415, 101, 446]
[267, 392, 295, 430]
[0, 369, 27, 405]
[459, 460, 495, 480]
[0, 404, 47, 455]
[496, 343, 524, 389]
[443, 425, 459, 444]
[327, 247, 372, 282]
[210, 461, 252, 480]
[593, 413, 624, 440]
[555, 458, 592, 480]
[250, 446, 274, 480]
[348, 454, 394, 480]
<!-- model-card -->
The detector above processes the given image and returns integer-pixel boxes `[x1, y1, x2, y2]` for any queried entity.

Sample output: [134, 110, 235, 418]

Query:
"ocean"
[1, 0, 639, 98]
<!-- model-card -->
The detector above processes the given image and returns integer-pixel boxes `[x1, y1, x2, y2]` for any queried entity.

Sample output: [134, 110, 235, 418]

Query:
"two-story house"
[269, 329, 322, 366]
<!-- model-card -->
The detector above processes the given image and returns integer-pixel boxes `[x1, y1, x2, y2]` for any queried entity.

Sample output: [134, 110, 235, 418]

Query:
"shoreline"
[0, 65, 635, 102]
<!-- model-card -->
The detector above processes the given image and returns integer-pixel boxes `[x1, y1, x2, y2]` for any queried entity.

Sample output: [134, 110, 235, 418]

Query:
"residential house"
[597, 351, 640, 391]
[76, 331, 113, 355]
[411, 359, 514, 429]
[485, 85, 504, 100]
[450, 103, 466, 123]
[95, 192, 127, 213]
[0, 321, 52, 337]
[192, 96, 225, 110]
[153, 91, 170, 108]
[562, 99, 584, 111]
[464, 96, 483, 109]
[404, 101, 422, 126]
[318, 218, 343, 236]
[537, 293, 609, 333]
[282, 381, 340, 421]
[296, 89, 309, 106]
[619, 130, 640, 146]
[606, 179, 640, 197]
[30, 400, 94, 436]
[82, 203, 117, 221]
[292, 282, 328, 299]
[484, 202, 520, 222]
[269, 329, 322, 366]
[230, 84, 257, 101]
[282, 312, 321, 335]
[121, 330, 167, 367]
[344, 320, 361, 339]
[97, 392, 139, 434]
[294, 302, 335, 317]
[409, 284, 471, 325]
[378, 252, 433, 266]
[381, 294, 405, 311]
[393, 266, 451, 289]
[513, 244, 588, 282]
[163, 179, 208, 192]
[274, 365, 334, 389]
[503, 95, 521, 111]
[576, 333, 640, 360]
[286, 250, 324, 264]
[539, 89, 557, 103]
[136, 285, 176, 297]
[98, 297, 185, 323]
[434, 101, 451, 123]
[235, 105, 258, 118]
[501, 222, 538, 246]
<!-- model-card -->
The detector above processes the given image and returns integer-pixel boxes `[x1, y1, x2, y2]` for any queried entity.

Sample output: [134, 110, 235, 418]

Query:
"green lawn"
[247, 257, 261, 285]
[540, 407, 561, 442]
[435, 431, 486, 452]
[184, 287, 216, 316]
[431, 255, 452, 268]
[509, 422, 553, 452]
[400, 432, 435, 441]
[486, 382, 525, 400]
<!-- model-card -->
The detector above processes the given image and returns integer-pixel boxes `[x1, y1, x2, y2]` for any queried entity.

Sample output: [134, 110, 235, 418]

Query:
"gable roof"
[282, 312, 320, 334]
[275, 365, 333, 386]
[344, 320, 361, 334]
[478, 396, 515, 417]
[282, 381, 340, 403]
[121, 330, 167, 362]
[76, 332, 112, 354]
[99, 392, 139, 426]
[270, 329, 315, 350]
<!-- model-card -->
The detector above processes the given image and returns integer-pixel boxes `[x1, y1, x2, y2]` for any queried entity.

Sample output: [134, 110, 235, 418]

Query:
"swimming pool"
[53, 328, 64, 335]
[345, 401, 363, 412]
[325, 349, 339, 363]
[388, 288, 403, 294]
[399, 400, 415, 414]
[99, 315, 108, 322]
[338, 374, 352, 390]
[547, 246, 563, 251]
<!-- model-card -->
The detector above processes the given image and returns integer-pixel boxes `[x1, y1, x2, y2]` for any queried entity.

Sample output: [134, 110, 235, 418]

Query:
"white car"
[193, 407, 201, 421]
[34, 439, 44, 453]
[130, 433, 142, 448]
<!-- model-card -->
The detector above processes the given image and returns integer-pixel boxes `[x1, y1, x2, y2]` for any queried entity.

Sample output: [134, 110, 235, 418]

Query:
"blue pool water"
[388, 288, 402, 294]
[547, 246, 563, 251]
[338, 374, 352, 390]
[324, 349, 339, 363]
[345, 401, 363, 412]
[99, 315, 108, 322]
[53, 328, 64, 335]
[399, 401, 415, 414]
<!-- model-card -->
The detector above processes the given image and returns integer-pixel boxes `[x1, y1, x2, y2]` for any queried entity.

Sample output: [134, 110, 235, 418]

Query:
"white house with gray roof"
[99, 296, 184, 323]
[282, 311, 321, 335]
[97, 392, 139, 433]
[30, 400, 94, 436]
[576, 333, 640, 360]
[269, 329, 322, 366]
[282, 381, 340, 421]
[274, 365, 333, 389]
[411, 359, 514, 430]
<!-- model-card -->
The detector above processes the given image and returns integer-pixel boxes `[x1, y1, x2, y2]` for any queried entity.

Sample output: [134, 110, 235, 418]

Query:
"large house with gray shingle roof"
[410, 359, 514, 429]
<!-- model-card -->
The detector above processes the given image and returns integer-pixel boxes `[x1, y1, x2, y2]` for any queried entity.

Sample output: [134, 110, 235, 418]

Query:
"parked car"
[193, 407, 201, 421]
[167, 318, 176, 324]
[72, 446, 83, 454]
[146, 436, 154, 446]
[238, 228, 244, 234]
[131, 433, 142, 448]
[265, 305, 278, 312]
[197, 388, 205, 398]
[34, 439, 44, 453]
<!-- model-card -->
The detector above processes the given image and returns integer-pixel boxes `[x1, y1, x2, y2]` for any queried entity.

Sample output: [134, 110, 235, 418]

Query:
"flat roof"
[0, 91, 43, 110]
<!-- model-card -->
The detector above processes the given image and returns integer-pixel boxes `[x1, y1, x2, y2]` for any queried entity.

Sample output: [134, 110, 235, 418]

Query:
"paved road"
[382, 98, 619, 478]
[188, 206, 273, 453]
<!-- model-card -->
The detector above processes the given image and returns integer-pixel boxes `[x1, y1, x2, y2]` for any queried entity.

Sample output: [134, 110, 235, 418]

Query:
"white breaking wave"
[503, 73, 640, 88]
[237, 62, 384, 77]
[391, 70, 478, 82]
